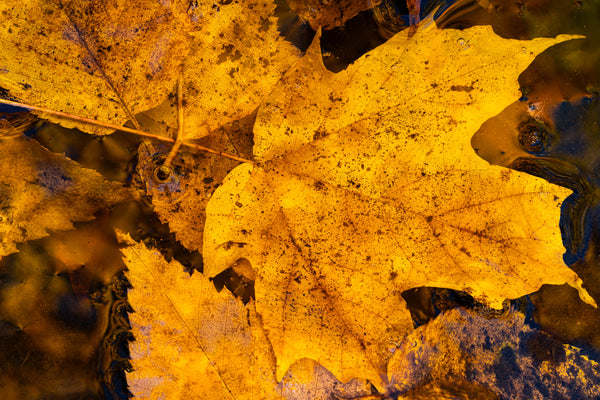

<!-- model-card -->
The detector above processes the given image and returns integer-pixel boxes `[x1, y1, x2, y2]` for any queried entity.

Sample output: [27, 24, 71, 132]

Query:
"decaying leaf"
[287, 0, 383, 30]
[387, 307, 600, 399]
[203, 23, 591, 387]
[0, 137, 130, 257]
[278, 358, 374, 399]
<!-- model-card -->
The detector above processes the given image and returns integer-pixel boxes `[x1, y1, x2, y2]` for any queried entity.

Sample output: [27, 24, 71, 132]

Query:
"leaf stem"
[0, 98, 253, 163]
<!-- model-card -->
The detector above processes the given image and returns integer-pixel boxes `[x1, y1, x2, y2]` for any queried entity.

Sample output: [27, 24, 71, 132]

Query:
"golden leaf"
[119, 232, 280, 400]
[121, 232, 377, 399]
[203, 24, 592, 388]
[0, 0, 299, 139]
[0, 0, 196, 134]
[0, 137, 130, 257]
[141, 0, 300, 140]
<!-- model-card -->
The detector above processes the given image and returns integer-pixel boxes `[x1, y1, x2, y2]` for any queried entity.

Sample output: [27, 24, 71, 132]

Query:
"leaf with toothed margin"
[0, 137, 131, 257]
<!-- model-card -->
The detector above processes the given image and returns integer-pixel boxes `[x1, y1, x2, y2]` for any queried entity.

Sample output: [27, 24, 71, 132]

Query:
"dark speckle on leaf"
[218, 44, 243, 64]
[450, 85, 475, 92]
[259, 16, 270, 32]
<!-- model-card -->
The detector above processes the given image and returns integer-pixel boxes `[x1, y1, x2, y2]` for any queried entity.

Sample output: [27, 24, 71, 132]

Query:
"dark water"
[1, 0, 600, 398]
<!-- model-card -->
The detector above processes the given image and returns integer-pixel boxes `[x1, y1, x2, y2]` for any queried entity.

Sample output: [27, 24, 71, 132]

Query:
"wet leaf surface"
[387, 307, 600, 399]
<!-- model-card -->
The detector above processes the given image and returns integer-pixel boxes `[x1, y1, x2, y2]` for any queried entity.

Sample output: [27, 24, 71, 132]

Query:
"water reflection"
[0, 218, 128, 399]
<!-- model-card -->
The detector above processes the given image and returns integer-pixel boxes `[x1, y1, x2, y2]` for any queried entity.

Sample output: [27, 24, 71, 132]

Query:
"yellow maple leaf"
[203, 23, 592, 388]
[0, 0, 194, 134]
[0, 137, 130, 257]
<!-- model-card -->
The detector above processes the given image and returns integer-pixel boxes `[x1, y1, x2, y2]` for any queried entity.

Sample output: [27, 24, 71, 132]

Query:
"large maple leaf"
[202, 23, 592, 388]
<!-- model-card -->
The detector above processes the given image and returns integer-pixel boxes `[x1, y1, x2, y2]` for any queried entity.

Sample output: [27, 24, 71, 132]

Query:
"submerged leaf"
[204, 24, 590, 387]
[288, 0, 384, 30]
[0, 221, 126, 399]
[0, 137, 130, 257]
[387, 308, 600, 399]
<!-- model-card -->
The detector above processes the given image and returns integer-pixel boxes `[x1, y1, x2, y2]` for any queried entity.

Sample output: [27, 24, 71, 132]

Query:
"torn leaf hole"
[211, 258, 255, 304]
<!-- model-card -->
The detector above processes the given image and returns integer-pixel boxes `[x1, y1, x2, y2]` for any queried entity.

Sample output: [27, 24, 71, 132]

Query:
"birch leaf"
[0, 0, 197, 134]
[203, 23, 591, 389]
[120, 232, 280, 400]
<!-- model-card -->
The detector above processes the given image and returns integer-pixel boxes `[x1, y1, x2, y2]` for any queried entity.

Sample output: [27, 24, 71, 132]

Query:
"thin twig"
[162, 140, 183, 168]
[162, 72, 185, 169]
[0, 98, 253, 163]
[177, 72, 184, 139]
